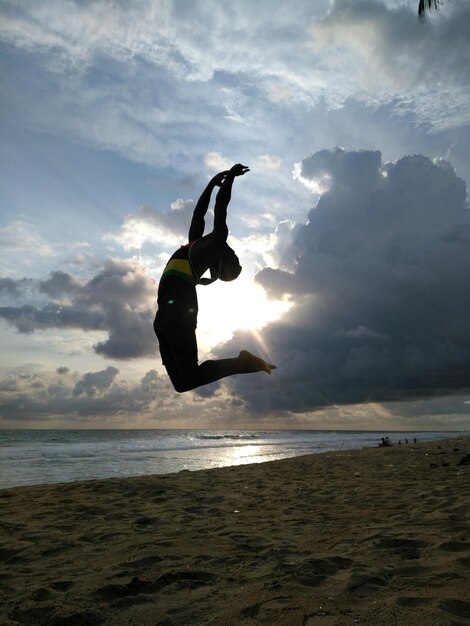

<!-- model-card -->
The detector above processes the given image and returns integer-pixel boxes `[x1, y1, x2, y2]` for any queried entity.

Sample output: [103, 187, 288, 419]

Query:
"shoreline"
[0, 429, 460, 491]
[1, 426, 465, 431]
[2, 436, 469, 625]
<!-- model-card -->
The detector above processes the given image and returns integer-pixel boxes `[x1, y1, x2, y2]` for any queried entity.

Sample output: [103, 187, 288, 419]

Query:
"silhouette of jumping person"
[154, 164, 276, 392]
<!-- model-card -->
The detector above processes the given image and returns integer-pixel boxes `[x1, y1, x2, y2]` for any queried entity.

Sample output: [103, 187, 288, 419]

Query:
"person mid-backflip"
[154, 163, 276, 392]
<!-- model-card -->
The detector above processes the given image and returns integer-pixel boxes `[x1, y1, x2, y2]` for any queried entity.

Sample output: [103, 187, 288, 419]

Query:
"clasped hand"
[211, 164, 250, 186]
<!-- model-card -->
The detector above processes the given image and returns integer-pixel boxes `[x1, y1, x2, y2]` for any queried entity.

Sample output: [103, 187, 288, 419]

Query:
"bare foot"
[239, 350, 277, 374]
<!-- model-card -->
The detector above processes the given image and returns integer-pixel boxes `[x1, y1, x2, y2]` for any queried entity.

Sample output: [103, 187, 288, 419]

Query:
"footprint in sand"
[346, 570, 388, 595]
[133, 516, 157, 528]
[391, 564, 430, 578]
[10, 606, 53, 625]
[119, 555, 163, 571]
[277, 556, 352, 586]
[438, 598, 470, 620]
[395, 596, 433, 608]
[0, 547, 25, 564]
[294, 557, 353, 587]
[50, 580, 75, 592]
[438, 541, 470, 552]
[94, 571, 216, 605]
[54, 610, 103, 625]
[374, 536, 429, 560]
[30, 587, 61, 602]
[241, 596, 294, 623]
[375, 537, 428, 549]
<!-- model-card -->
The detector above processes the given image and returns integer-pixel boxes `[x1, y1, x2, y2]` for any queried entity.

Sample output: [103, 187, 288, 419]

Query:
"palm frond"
[418, 0, 446, 19]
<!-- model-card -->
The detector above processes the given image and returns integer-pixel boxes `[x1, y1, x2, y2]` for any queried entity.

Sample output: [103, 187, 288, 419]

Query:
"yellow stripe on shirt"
[161, 258, 194, 282]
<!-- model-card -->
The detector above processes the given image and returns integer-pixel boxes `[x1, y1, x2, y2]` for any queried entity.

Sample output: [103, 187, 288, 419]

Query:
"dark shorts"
[154, 299, 199, 391]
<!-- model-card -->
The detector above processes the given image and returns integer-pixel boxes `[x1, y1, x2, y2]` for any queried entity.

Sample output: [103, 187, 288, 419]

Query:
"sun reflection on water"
[221, 444, 275, 467]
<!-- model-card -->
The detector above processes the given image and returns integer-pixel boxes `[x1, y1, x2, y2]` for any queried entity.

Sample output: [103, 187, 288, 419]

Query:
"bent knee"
[171, 376, 197, 393]
[173, 382, 193, 393]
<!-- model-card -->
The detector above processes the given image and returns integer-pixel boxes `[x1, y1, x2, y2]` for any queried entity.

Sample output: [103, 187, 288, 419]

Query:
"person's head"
[218, 244, 242, 282]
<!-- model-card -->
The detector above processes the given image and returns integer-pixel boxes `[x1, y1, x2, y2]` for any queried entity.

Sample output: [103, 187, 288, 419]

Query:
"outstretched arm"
[188, 164, 249, 280]
[213, 164, 249, 241]
[188, 171, 228, 242]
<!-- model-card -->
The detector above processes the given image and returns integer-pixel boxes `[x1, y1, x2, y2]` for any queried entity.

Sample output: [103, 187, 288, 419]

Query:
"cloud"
[105, 202, 195, 251]
[218, 148, 470, 412]
[205, 152, 233, 172]
[39, 271, 83, 298]
[0, 258, 157, 359]
[0, 221, 55, 274]
[0, 277, 33, 299]
[257, 155, 282, 171]
[0, 363, 275, 427]
[73, 366, 119, 397]
[0, 2, 322, 81]
[312, 0, 470, 129]
[4, 3, 305, 170]
[105, 189, 288, 262]
[0, 303, 103, 334]
[2, 0, 469, 187]
[317, 0, 470, 89]
[0, 366, 172, 423]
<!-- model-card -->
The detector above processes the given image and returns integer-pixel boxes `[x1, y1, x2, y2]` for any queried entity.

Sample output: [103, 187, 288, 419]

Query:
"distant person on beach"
[154, 164, 276, 392]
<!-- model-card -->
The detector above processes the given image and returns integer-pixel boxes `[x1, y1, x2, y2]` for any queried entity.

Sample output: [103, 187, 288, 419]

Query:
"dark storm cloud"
[0, 277, 32, 299]
[0, 277, 22, 298]
[0, 259, 157, 359]
[0, 367, 170, 422]
[73, 366, 119, 397]
[78, 259, 157, 359]
[220, 148, 470, 412]
[39, 271, 83, 298]
[0, 303, 104, 333]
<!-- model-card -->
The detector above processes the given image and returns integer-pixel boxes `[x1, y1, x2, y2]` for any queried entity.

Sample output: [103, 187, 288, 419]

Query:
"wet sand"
[1, 436, 470, 625]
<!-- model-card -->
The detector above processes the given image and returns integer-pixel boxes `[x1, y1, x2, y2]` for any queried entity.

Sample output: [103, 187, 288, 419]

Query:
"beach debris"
[457, 453, 470, 466]
[429, 463, 439, 468]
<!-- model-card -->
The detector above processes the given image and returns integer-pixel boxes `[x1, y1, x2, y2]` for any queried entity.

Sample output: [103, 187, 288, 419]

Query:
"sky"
[1, 0, 469, 430]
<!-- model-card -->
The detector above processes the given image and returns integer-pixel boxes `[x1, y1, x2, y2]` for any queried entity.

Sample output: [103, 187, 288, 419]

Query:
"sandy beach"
[1, 436, 469, 626]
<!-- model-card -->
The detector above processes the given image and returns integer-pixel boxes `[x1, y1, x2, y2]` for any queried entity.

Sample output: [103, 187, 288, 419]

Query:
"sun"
[196, 275, 290, 351]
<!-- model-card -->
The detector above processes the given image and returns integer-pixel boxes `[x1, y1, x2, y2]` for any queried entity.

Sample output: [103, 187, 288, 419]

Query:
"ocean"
[0, 429, 459, 490]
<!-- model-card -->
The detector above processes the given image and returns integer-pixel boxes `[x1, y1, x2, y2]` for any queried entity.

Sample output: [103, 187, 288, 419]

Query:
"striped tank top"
[160, 242, 195, 284]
